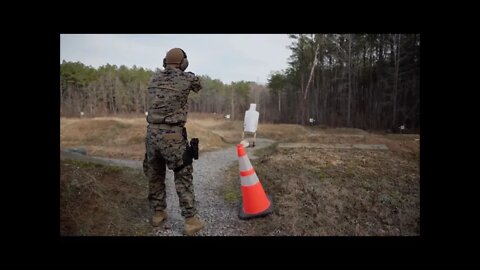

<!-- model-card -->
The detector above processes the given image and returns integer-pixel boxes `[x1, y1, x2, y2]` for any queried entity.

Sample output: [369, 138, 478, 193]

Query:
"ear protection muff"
[179, 49, 189, 71]
[163, 58, 167, 68]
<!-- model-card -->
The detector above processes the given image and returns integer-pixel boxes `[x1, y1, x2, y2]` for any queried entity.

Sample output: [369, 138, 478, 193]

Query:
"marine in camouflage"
[143, 65, 202, 218]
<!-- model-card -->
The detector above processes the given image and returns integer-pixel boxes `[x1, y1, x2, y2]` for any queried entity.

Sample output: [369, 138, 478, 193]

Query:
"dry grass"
[256, 124, 311, 141]
[60, 115, 230, 160]
[61, 114, 375, 161]
[206, 121, 314, 143]
[221, 133, 420, 236]
[286, 132, 420, 163]
[61, 114, 420, 236]
[60, 159, 151, 236]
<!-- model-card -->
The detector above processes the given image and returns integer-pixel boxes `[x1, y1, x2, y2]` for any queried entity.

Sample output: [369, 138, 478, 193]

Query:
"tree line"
[60, 61, 152, 116]
[267, 34, 420, 132]
[60, 34, 419, 132]
[60, 61, 266, 121]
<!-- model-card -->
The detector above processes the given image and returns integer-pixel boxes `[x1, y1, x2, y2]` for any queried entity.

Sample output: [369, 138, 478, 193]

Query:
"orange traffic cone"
[237, 143, 273, 220]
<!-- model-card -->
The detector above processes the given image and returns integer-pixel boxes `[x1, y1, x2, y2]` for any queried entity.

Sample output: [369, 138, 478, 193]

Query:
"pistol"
[190, 138, 199, 160]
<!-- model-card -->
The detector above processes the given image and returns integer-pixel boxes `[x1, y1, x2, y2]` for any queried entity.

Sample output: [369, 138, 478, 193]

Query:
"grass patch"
[253, 141, 279, 158]
[219, 165, 242, 203]
[221, 146, 420, 236]
[60, 159, 151, 236]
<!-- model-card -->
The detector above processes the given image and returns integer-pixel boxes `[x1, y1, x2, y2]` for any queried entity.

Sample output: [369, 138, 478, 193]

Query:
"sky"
[60, 34, 294, 85]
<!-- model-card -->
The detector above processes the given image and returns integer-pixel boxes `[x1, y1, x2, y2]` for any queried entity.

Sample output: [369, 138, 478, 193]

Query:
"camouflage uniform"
[143, 66, 202, 218]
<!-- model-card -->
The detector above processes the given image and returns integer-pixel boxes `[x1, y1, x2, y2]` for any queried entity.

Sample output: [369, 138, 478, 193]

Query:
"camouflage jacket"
[146, 67, 202, 126]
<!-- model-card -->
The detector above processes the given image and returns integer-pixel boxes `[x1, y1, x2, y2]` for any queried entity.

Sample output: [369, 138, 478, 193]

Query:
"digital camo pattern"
[146, 67, 201, 126]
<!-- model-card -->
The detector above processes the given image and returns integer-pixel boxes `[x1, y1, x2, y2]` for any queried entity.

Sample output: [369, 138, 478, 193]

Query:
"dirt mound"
[257, 124, 310, 141]
[61, 118, 141, 145]
[61, 117, 229, 160]
[323, 127, 369, 135]
[60, 159, 151, 236]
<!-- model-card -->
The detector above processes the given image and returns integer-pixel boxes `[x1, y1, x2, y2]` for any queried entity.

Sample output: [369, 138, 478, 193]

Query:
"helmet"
[163, 48, 189, 71]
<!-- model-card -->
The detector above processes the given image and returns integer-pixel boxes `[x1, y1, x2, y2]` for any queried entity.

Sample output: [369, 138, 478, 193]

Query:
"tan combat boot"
[184, 216, 204, 236]
[151, 211, 167, 227]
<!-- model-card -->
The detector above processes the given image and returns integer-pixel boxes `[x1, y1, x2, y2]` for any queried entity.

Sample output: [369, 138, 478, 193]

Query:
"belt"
[149, 123, 184, 131]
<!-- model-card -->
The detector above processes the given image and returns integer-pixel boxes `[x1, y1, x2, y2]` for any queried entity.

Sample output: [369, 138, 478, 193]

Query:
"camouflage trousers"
[143, 124, 196, 218]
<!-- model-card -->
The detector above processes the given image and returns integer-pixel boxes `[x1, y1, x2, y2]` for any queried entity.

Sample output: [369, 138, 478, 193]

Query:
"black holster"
[190, 138, 199, 160]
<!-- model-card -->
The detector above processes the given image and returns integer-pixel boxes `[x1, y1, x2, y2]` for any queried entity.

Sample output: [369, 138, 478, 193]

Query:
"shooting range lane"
[156, 137, 275, 236]
[61, 138, 276, 236]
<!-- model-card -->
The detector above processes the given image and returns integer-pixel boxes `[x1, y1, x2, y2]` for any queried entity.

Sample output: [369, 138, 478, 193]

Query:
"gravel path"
[61, 138, 276, 236]
[155, 138, 275, 236]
